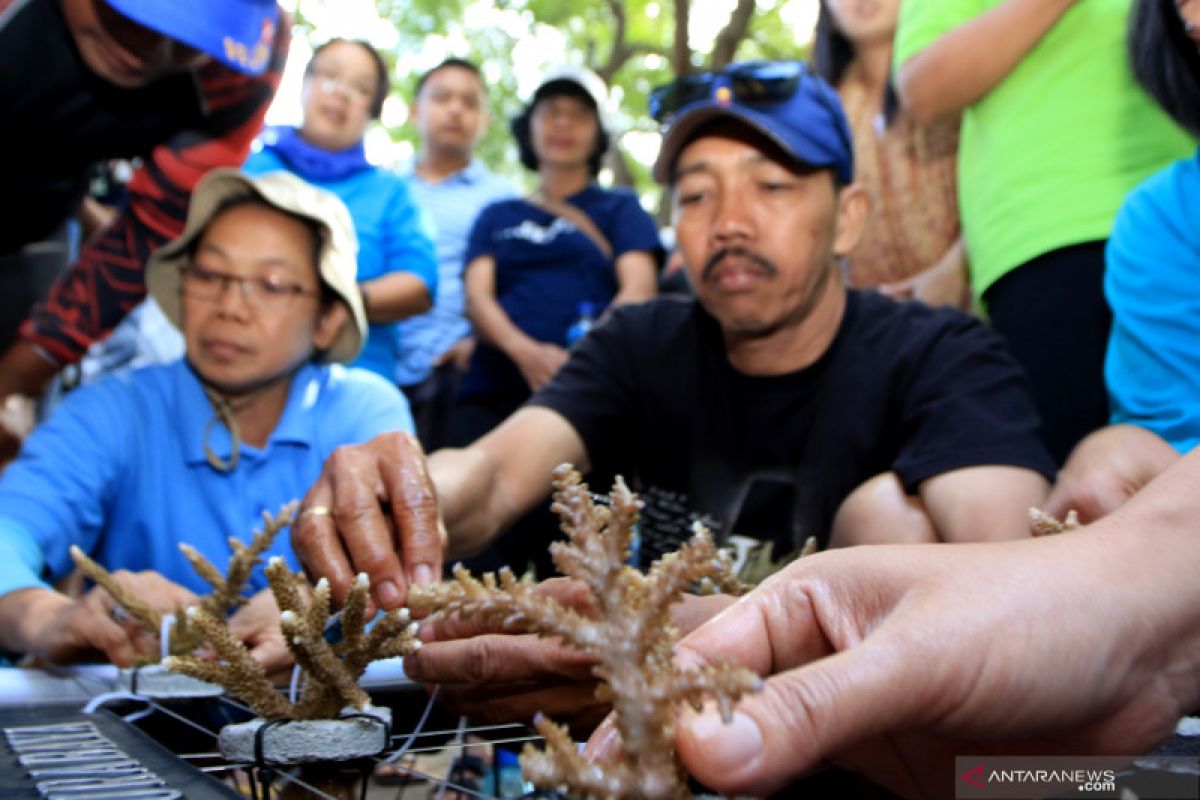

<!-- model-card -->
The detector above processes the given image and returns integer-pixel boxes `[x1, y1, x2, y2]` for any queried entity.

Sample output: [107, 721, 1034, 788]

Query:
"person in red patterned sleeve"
[0, 0, 289, 453]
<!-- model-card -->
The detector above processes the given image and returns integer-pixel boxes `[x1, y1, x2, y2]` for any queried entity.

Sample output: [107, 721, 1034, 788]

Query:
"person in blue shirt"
[0, 169, 413, 668]
[245, 38, 438, 382]
[396, 58, 516, 451]
[1043, 0, 1200, 525]
[452, 68, 661, 449]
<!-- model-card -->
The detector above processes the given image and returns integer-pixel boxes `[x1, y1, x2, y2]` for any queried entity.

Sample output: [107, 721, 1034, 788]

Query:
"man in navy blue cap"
[0, 0, 287, 454]
[292, 57, 1057, 732]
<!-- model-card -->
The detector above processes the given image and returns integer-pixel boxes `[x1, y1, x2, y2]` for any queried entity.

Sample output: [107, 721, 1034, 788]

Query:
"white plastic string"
[288, 664, 302, 705]
[159, 613, 176, 663]
[378, 683, 441, 765]
[432, 714, 470, 799]
[82, 691, 147, 715]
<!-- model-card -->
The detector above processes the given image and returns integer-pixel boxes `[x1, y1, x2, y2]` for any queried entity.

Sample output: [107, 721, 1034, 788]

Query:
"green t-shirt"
[894, 0, 1195, 300]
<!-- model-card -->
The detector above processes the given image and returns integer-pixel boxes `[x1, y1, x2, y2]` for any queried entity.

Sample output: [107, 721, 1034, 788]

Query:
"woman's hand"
[512, 340, 569, 391]
[1, 572, 199, 667]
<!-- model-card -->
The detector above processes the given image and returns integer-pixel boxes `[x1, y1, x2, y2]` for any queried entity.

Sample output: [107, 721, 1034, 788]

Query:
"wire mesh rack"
[0, 663, 554, 800]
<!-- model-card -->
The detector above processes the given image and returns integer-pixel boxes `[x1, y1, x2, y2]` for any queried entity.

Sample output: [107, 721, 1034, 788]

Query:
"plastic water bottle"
[565, 301, 596, 348]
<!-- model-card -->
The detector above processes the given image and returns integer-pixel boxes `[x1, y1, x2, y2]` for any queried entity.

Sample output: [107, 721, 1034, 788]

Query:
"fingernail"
[683, 709, 762, 773]
[582, 723, 619, 761]
[377, 580, 402, 610]
[413, 564, 434, 586]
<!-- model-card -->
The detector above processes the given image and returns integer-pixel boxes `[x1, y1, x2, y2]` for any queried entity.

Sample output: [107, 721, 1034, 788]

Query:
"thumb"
[676, 639, 913, 797]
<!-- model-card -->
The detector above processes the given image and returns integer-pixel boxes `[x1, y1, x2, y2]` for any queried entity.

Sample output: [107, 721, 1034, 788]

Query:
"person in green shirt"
[893, 0, 1195, 465]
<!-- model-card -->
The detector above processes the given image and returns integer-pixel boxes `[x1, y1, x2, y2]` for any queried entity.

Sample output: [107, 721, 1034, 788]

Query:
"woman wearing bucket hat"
[0, 169, 414, 669]
[0, 0, 288, 456]
[244, 38, 438, 383]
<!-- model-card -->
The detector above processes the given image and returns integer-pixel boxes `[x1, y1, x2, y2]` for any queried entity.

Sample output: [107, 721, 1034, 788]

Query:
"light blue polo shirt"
[394, 161, 516, 387]
[0, 359, 412, 599]
[1106, 149, 1200, 454]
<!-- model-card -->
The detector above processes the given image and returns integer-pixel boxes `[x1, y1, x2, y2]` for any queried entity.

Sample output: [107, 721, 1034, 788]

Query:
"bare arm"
[919, 464, 1050, 541]
[610, 250, 658, 306]
[431, 406, 589, 559]
[359, 272, 432, 324]
[896, 0, 1078, 122]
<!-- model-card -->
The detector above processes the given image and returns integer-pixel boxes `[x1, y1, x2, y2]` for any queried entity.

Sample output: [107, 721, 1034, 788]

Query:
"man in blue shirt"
[0, 170, 412, 668]
[396, 58, 515, 450]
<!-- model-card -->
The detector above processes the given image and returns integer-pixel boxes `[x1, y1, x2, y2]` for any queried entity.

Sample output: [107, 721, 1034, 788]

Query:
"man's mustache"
[701, 247, 780, 281]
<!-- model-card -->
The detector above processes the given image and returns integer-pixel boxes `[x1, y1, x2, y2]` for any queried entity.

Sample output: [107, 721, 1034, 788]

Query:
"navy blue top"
[459, 185, 661, 401]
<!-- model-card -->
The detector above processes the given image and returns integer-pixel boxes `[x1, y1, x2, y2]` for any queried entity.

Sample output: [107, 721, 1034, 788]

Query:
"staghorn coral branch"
[409, 565, 603, 652]
[415, 465, 761, 799]
[349, 607, 417, 678]
[664, 664, 764, 720]
[339, 573, 369, 656]
[639, 530, 726, 632]
[167, 564, 420, 721]
[69, 546, 163, 633]
[165, 607, 291, 718]
[305, 578, 332, 642]
[280, 610, 370, 718]
[520, 715, 650, 799]
[178, 544, 225, 600]
[604, 475, 641, 567]
[265, 556, 305, 615]
[1030, 507, 1081, 536]
[204, 501, 298, 614]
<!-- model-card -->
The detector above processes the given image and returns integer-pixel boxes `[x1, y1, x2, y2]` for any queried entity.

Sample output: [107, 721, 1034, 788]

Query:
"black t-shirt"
[531, 291, 1054, 562]
[0, 0, 203, 251]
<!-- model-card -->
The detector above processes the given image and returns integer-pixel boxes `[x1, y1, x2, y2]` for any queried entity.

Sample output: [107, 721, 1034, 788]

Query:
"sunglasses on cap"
[648, 60, 811, 124]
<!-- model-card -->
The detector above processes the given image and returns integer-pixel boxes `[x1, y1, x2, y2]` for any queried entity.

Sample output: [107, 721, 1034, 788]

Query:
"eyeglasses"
[181, 263, 317, 311]
[648, 61, 809, 124]
[308, 70, 375, 104]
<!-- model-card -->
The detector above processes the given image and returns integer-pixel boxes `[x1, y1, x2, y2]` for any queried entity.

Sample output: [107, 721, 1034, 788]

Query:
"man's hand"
[293, 431, 445, 612]
[404, 579, 736, 734]
[1045, 424, 1180, 523]
[638, 531, 1193, 799]
[4, 572, 199, 667]
[405, 578, 603, 730]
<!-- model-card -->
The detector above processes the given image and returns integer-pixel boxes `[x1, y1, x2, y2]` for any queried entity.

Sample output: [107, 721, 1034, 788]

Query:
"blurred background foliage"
[285, 0, 816, 206]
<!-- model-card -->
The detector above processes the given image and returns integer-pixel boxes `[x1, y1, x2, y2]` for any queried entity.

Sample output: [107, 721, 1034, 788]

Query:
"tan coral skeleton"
[409, 464, 762, 800]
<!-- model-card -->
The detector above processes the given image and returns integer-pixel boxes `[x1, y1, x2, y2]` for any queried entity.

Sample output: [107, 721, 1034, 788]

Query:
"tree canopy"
[290, 0, 816, 202]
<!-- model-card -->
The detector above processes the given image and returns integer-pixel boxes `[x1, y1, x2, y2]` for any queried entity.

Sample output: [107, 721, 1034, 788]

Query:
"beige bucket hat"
[145, 168, 365, 364]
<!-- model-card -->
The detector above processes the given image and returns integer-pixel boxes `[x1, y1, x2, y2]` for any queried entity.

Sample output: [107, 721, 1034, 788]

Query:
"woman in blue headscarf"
[245, 38, 437, 382]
